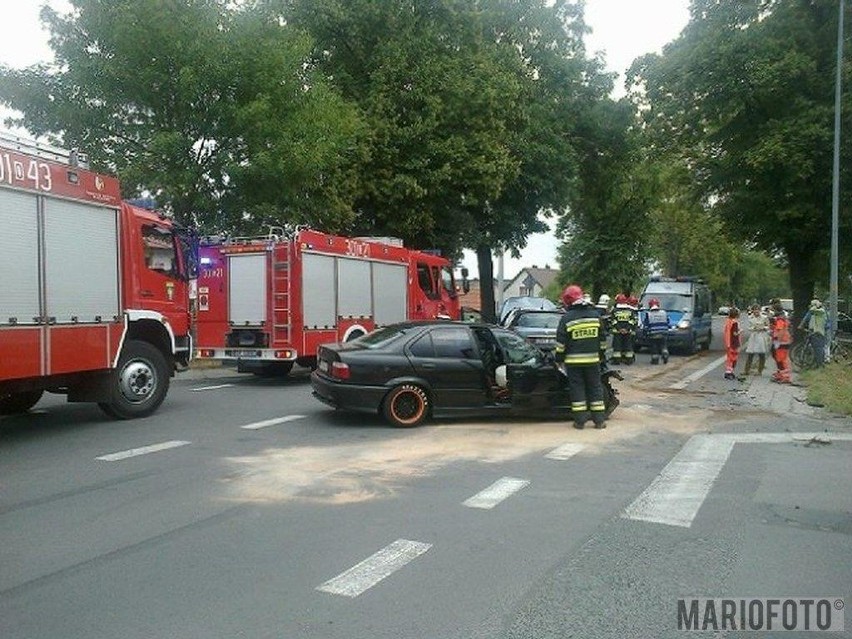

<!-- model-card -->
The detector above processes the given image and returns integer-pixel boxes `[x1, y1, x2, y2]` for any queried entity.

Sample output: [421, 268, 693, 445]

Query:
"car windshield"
[493, 329, 540, 365]
[514, 312, 562, 329]
[641, 293, 691, 312]
[350, 326, 409, 349]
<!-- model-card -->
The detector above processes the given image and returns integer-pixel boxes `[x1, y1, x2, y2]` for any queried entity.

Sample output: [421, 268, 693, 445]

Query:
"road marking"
[623, 432, 852, 527]
[545, 443, 586, 460]
[668, 355, 726, 389]
[316, 539, 432, 598]
[96, 440, 190, 461]
[190, 384, 235, 392]
[239, 415, 306, 430]
[463, 477, 530, 509]
[623, 434, 733, 527]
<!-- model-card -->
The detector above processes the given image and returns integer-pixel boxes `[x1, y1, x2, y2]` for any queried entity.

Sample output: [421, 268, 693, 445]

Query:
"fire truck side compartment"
[227, 253, 267, 326]
[372, 262, 407, 326]
[43, 198, 120, 324]
[302, 253, 336, 329]
[1, 190, 40, 325]
[336, 257, 371, 319]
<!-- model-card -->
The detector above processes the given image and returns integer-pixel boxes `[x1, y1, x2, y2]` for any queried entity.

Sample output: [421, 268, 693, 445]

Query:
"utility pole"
[829, 0, 844, 354]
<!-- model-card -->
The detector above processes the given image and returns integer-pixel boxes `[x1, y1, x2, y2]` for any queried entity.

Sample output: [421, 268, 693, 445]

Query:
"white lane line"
[316, 539, 432, 598]
[546, 443, 586, 461]
[668, 355, 726, 389]
[239, 415, 306, 430]
[463, 477, 530, 510]
[190, 384, 235, 392]
[96, 440, 190, 461]
[623, 432, 852, 528]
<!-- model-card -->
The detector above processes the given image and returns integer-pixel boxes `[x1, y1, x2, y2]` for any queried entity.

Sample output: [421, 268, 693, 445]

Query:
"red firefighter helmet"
[649, 298, 661, 310]
[561, 284, 584, 306]
[615, 293, 628, 304]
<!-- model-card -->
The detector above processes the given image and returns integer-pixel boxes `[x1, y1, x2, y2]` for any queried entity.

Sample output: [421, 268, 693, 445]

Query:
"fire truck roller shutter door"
[337, 257, 372, 319]
[0, 190, 40, 325]
[372, 262, 407, 326]
[302, 253, 336, 329]
[227, 253, 267, 326]
[43, 199, 120, 324]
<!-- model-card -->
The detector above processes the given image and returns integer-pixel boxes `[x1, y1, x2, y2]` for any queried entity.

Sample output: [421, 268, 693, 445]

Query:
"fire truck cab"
[0, 132, 194, 418]
[195, 228, 461, 374]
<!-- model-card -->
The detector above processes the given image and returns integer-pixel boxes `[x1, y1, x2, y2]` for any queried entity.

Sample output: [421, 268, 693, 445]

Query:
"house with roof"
[502, 266, 559, 298]
[458, 265, 560, 311]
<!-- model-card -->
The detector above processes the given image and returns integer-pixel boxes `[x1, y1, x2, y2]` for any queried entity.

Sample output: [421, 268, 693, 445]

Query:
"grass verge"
[800, 363, 852, 416]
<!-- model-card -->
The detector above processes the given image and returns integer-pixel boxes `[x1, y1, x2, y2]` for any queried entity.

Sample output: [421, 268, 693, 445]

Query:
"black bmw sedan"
[311, 321, 620, 427]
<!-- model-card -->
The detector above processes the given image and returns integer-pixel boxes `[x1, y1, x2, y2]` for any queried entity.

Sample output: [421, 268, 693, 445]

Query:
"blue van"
[637, 277, 713, 354]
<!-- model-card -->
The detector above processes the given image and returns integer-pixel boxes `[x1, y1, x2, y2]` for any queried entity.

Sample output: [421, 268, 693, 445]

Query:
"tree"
[556, 97, 656, 300]
[283, 0, 599, 321]
[629, 0, 852, 325]
[0, 0, 362, 232]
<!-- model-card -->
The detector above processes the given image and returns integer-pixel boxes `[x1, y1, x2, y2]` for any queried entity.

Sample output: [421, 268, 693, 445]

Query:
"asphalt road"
[2, 318, 850, 638]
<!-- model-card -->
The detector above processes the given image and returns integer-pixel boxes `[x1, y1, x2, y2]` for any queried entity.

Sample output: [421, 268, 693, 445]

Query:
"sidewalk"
[739, 372, 820, 418]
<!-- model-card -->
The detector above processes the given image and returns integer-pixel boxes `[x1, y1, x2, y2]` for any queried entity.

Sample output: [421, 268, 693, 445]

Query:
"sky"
[0, 0, 691, 280]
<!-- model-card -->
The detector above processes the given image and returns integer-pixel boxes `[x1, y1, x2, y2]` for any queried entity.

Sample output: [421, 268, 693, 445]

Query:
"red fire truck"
[0, 133, 194, 418]
[195, 228, 463, 375]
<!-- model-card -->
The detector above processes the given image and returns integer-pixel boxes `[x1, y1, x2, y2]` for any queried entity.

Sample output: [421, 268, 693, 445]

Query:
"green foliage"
[629, 0, 852, 320]
[0, 0, 362, 231]
[284, 0, 602, 320]
[555, 97, 655, 299]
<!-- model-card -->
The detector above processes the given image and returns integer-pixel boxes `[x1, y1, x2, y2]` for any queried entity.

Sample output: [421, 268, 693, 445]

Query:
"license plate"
[225, 349, 262, 358]
[318, 359, 329, 373]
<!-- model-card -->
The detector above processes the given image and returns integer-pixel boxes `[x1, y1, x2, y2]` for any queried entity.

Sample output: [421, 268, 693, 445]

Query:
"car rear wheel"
[382, 384, 429, 427]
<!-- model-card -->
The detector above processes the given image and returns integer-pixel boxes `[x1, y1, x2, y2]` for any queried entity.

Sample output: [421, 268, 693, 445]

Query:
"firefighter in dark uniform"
[610, 293, 638, 365]
[555, 284, 606, 429]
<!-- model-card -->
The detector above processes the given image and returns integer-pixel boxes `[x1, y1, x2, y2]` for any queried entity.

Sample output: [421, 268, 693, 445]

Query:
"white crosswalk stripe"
[316, 539, 432, 598]
[463, 477, 530, 510]
[623, 432, 852, 527]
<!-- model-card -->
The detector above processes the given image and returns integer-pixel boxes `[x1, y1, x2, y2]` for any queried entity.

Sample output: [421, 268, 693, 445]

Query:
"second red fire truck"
[195, 229, 463, 375]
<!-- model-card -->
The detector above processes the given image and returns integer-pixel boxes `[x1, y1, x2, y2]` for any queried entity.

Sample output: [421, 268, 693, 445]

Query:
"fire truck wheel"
[100, 340, 170, 419]
[382, 384, 429, 427]
[0, 390, 44, 415]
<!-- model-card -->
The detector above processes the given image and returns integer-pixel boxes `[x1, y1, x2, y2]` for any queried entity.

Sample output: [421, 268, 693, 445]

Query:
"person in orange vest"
[770, 301, 792, 384]
[723, 307, 741, 379]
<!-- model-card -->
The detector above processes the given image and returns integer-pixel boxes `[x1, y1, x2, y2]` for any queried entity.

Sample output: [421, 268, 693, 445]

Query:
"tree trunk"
[786, 244, 815, 337]
[477, 244, 497, 324]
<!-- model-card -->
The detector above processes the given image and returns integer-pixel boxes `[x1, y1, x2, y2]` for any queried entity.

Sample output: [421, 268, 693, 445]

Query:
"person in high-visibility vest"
[723, 307, 741, 379]
[609, 293, 638, 365]
[555, 284, 606, 429]
[643, 298, 670, 364]
[770, 302, 792, 384]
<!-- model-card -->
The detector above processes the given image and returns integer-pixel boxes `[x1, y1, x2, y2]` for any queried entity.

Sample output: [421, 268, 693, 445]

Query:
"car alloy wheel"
[383, 383, 429, 427]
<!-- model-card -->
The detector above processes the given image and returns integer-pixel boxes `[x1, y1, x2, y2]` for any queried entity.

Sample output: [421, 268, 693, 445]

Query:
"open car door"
[488, 328, 566, 414]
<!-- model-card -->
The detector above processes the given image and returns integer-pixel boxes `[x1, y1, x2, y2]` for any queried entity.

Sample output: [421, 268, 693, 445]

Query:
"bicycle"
[791, 328, 851, 371]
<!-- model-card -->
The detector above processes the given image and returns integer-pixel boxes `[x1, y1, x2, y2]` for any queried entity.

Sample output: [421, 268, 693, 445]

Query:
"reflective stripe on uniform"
[571, 401, 588, 411]
[563, 353, 600, 364]
[589, 401, 606, 412]
[565, 318, 600, 330]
